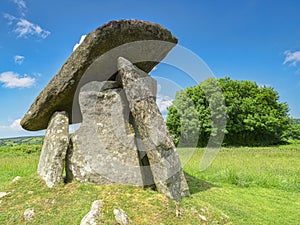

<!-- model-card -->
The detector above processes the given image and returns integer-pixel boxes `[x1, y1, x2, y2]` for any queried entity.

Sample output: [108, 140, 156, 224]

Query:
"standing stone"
[38, 111, 69, 188]
[66, 81, 145, 185]
[80, 200, 104, 225]
[117, 57, 190, 201]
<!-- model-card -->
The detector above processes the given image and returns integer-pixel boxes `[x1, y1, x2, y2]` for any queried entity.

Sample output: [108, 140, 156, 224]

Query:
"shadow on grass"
[184, 172, 219, 195]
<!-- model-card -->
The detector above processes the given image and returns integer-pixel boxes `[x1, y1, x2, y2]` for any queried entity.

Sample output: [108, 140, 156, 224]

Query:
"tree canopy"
[166, 77, 299, 146]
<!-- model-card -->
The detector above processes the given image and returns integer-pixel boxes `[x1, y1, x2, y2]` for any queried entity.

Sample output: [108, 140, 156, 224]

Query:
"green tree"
[167, 77, 294, 146]
[285, 118, 300, 140]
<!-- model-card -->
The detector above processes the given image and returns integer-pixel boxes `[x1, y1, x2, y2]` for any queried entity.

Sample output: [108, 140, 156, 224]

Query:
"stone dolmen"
[21, 20, 190, 201]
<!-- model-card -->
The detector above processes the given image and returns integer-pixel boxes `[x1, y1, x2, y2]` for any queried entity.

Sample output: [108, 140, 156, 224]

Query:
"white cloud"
[3, 14, 50, 39]
[12, 0, 27, 16]
[0, 71, 35, 88]
[0, 119, 23, 131]
[73, 35, 87, 51]
[15, 18, 50, 39]
[3, 13, 16, 25]
[156, 94, 173, 113]
[258, 83, 270, 88]
[283, 50, 300, 67]
[33, 72, 42, 77]
[9, 119, 22, 130]
[12, 0, 26, 10]
[14, 55, 25, 65]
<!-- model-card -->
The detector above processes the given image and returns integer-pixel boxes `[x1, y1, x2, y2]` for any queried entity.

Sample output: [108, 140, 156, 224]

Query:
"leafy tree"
[167, 77, 296, 146]
[285, 118, 300, 140]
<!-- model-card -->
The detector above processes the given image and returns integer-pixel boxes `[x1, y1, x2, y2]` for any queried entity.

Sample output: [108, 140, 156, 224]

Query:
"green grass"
[0, 145, 40, 186]
[1, 142, 300, 224]
[0, 145, 229, 225]
[178, 142, 300, 224]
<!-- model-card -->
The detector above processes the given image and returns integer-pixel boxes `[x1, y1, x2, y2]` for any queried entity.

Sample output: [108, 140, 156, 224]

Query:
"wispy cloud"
[3, 13, 50, 39]
[3, 13, 16, 25]
[32, 72, 42, 77]
[283, 50, 300, 67]
[156, 94, 173, 113]
[15, 18, 50, 39]
[73, 35, 87, 51]
[0, 119, 23, 131]
[9, 119, 22, 130]
[14, 55, 25, 65]
[11, 0, 27, 17]
[0, 71, 35, 88]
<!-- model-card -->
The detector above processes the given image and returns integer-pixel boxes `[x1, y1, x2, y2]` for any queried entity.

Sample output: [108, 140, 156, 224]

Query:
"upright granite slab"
[117, 57, 190, 201]
[66, 81, 147, 185]
[38, 111, 69, 187]
[21, 20, 177, 131]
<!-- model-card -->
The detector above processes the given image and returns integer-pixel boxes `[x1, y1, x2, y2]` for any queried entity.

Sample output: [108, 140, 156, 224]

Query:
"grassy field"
[179, 142, 300, 224]
[0, 136, 43, 147]
[0, 142, 299, 224]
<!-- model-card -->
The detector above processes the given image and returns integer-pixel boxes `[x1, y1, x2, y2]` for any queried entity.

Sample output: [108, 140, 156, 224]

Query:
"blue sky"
[0, 0, 300, 138]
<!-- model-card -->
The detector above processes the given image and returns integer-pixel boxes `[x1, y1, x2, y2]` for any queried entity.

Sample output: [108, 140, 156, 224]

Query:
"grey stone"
[21, 20, 177, 131]
[66, 81, 145, 185]
[113, 208, 129, 225]
[0, 192, 10, 199]
[80, 200, 104, 225]
[117, 57, 190, 201]
[45, 199, 56, 204]
[12, 176, 21, 183]
[23, 208, 35, 221]
[199, 215, 207, 222]
[38, 111, 69, 188]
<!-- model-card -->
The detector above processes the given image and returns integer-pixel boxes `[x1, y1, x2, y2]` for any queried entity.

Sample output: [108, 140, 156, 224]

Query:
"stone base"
[38, 111, 69, 188]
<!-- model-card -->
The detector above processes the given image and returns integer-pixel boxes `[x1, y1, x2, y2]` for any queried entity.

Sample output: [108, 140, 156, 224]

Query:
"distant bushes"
[167, 77, 299, 147]
[0, 144, 42, 156]
[0, 136, 44, 147]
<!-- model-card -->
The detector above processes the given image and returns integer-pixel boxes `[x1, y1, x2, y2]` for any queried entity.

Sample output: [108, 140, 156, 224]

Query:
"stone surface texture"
[80, 200, 104, 225]
[66, 81, 145, 185]
[113, 208, 129, 225]
[23, 208, 35, 221]
[0, 192, 10, 199]
[117, 57, 190, 201]
[38, 111, 69, 188]
[21, 19, 177, 131]
[12, 176, 21, 183]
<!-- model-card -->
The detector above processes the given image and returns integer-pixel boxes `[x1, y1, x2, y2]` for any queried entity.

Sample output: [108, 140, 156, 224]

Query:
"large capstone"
[38, 111, 69, 188]
[117, 57, 190, 201]
[66, 81, 149, 185]
[21, 20, 178, 131]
